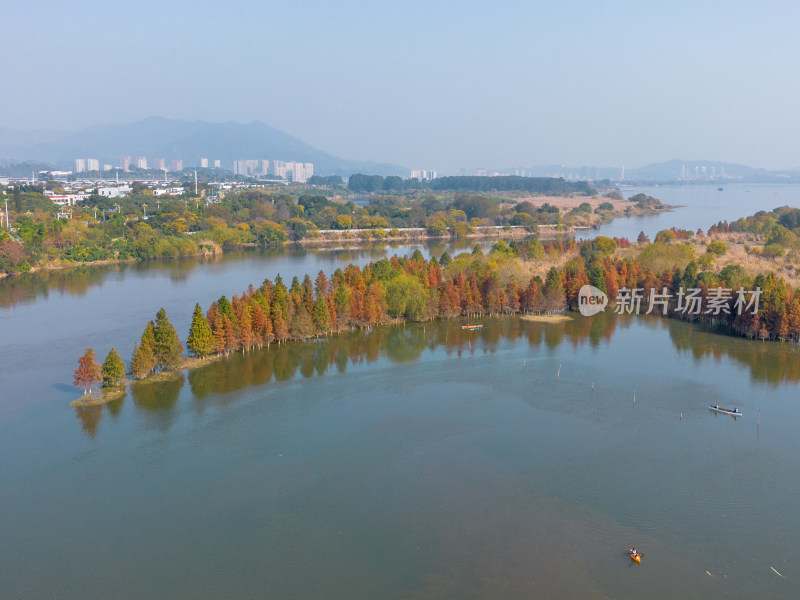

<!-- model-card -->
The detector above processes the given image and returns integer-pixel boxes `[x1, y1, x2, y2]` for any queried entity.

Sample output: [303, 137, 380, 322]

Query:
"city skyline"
[74, 155, 316, 182]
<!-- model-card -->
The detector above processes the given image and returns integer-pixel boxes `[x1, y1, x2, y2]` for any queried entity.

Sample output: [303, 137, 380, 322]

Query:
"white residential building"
[272, 160, 286, 178]
[136, 156, 148, 170]
[87, 158, 100, 171]
[98, 185, 131, 198]
[411, 169, 437, 181]
[200, 158, 209, 168]
[75, 159, 86, 173]
[233, 159, 261, 176]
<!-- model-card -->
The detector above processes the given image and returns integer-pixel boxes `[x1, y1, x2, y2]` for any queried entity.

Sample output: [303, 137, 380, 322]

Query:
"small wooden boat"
[629, 549, 641, 563]
[461, 324, 483, 330]
[708, 405, 743, 417]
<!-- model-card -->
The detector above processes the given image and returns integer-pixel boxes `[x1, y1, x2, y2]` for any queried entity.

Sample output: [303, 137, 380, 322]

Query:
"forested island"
[73, 205, 800, 403]
[1, 177, 669, 276]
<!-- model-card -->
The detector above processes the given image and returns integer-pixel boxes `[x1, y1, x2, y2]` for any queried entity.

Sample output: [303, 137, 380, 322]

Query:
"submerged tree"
[74, 348, 102, 396]
[101, 348, 126, 387]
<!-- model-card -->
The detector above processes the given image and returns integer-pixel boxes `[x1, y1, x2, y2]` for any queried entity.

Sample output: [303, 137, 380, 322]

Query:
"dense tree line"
[1, 183, 580, 274]
[75, 226, 800, 396]
[347, 174, 595, 196]
[429, 176, 595, 195]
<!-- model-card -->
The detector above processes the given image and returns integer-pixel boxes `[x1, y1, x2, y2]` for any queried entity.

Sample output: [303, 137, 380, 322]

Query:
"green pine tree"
[187, 303, 214, 358]
[129, 321, 158, 378]
[312, 294, 330, 335]
[141, 320, 156, 351]
[154, 308, 184, 370]
[217, 295, 233, 319]
[101, 347, 126, 387]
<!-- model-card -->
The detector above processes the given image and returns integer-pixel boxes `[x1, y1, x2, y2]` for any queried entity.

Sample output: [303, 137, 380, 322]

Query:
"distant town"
[75, 157, 317, 182]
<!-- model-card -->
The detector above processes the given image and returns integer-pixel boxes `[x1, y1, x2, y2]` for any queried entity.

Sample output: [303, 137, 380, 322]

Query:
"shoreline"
[3, 204, 673, 280]
[70, 353, 229, 407]
[520, 313, 573, 323]
[71, 289, 790, 408]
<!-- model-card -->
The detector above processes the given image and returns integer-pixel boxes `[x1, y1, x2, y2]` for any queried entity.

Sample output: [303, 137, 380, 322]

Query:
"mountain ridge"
[0, 117, 407, 177]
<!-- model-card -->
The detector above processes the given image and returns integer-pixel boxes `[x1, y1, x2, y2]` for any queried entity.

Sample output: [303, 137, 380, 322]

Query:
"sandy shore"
[520, 313, 573, 323]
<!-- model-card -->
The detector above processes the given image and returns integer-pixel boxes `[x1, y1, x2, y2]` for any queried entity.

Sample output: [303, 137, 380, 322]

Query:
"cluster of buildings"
[410, 169, 437, 181]
[678, 164, 728, 181]
[39, 180, 185, 208]
[74, 156, 315, 182]
[44, 184, 133, 207]
[118, 157, 184, 172]
[232, 159, 314, 182]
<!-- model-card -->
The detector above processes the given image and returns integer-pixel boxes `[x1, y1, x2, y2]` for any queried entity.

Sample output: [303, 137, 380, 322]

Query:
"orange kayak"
[629, 550, 641, 563]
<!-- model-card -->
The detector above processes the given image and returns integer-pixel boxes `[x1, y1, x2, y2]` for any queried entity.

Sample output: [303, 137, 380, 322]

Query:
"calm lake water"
[589, 182, 800, 240]
[2, 184, 800, 598]
[2, 314, 800, 599]
[0, 240, 481, 423]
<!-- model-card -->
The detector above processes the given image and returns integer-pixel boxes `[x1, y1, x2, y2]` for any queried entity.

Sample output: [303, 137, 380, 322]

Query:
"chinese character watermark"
[578, 286, 761, 317]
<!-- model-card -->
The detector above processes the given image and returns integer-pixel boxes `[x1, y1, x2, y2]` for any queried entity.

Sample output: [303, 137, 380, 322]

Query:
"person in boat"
[630, 547, 637, 557]
[733, 407, 738, 413]
[714, 404, 719, 409]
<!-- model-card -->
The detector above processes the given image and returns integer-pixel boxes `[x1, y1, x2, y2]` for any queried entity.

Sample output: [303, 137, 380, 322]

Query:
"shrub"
[706, 240, 728, 256]
[698, 253, 715, 268]
[637, 242, 695, 273]
[762, 243, 785, 258]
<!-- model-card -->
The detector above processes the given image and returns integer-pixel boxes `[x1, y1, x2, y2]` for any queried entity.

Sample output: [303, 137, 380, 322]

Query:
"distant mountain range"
[505, 160, 800, 183]
[0, 117, 407, 177]
[1, 117, 798, 184]
[624, 159, 800, 183]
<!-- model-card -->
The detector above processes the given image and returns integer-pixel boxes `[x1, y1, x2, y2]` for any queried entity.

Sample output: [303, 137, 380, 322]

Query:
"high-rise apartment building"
[288, 162, 305, 182]
[75, 159, 86, 173]
[271, 160, 286, 178]
[171, 160, 183, 172]
[87, 158, 100, 172]
[213, 159, 221, 168]
[266, 160, 313, 182]
[200, 158, 209, 168]
[154, 158, 166, 171]
[136, 156, 148, 170]
[411, 169, 437, 181]
[233, 159, 262, 176]
[120, 156, 131, 172]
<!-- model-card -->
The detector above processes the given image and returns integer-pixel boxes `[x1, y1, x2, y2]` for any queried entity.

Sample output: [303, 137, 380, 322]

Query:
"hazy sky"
[3, 0, 800, 172]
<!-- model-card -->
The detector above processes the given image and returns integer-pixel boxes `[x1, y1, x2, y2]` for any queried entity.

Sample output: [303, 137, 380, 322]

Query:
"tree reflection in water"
[74, 313, 800, 436]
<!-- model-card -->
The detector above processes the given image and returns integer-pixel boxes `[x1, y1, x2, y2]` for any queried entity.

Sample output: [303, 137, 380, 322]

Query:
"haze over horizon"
[4, 0, 799, 173]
